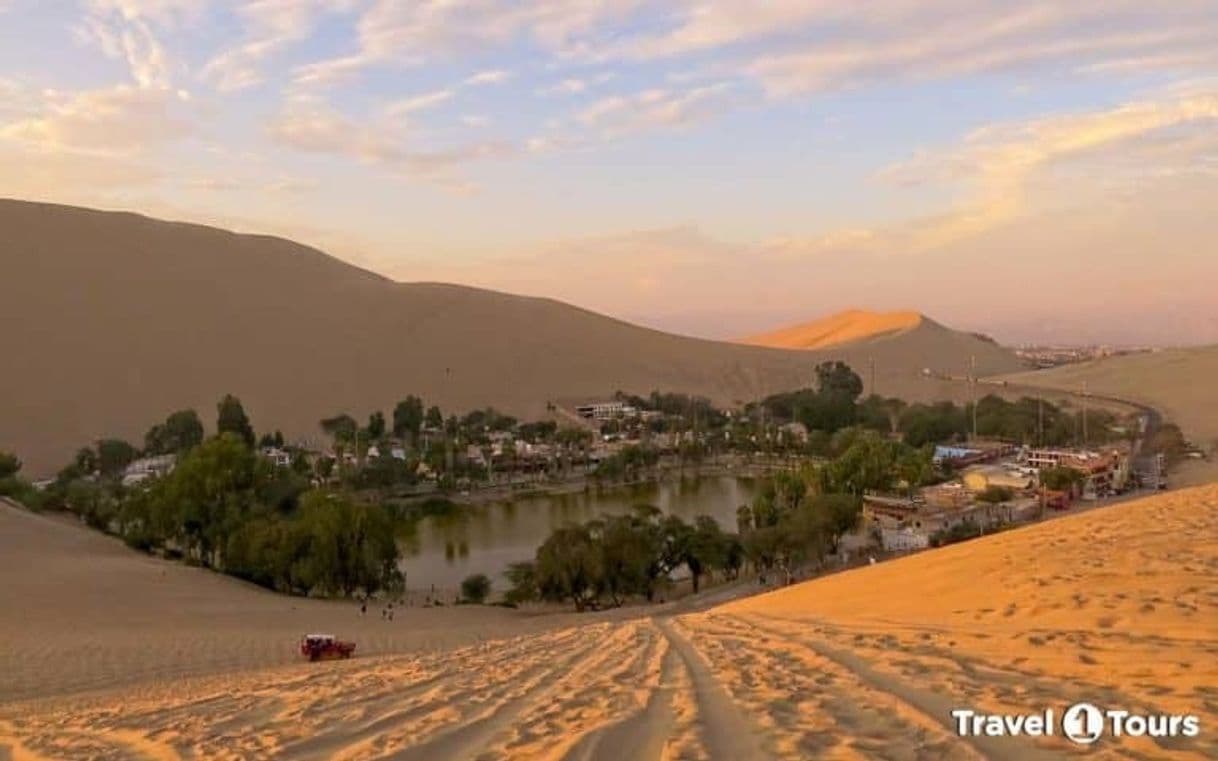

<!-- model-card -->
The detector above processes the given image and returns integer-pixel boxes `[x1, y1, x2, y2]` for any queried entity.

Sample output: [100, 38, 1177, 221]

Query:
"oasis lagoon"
[398, 475, 761, 592]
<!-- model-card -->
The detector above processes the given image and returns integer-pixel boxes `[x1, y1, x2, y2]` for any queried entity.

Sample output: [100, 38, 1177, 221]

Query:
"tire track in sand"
[729, 614, 1068, 761]
[655, 617, 768, 761]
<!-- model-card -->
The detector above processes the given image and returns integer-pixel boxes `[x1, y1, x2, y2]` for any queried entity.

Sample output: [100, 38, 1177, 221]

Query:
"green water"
[398, 475, 761, 591]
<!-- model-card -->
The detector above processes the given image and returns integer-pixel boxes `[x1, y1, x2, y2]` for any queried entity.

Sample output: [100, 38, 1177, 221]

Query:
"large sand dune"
[740, 308, 925, 350]
[0, 200, 1022, 476]
[3, 486, 1214, 759]
[1001, 348, 1218, 485]
[1002, 348, 1218, 448]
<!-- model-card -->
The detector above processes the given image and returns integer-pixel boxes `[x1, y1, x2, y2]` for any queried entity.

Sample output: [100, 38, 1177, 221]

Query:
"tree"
[217, 394, 255, 447]
[0, 451, 20, 479]
[536, 524, 603, 611]
[257, 431, 285, 449]
[97, 438, 138, 478]
[685, 516, 728, 593]
[461, 573, 492, 604]
[320, 414, 357, 443]
[816, 361, 864, 400]
[503, 561, 538, 605]
[820, 431, 900, 495]
[1040, 466, 1084, 492]
[74, 447, 99, 475]
[596, 513, 658, 606]
[425, 405, 444, 430]
[393, 396, 425, 441]
[144, 409, 204, 455]
[366, 411, 386, 440]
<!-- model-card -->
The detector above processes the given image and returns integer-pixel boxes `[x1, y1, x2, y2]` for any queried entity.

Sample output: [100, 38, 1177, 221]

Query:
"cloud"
[201, 1, 355, 92]
[384, 89, 454, 117]
[292, 0, 645, 86]
[75, 11, 173, 89]
[538, 78, 587, 96]
[748, 23, 1218, 98]
[0, 85, 195, 154]
[577, 81, 736, 136]
[464, 69, 511, 86]
[878, 86, 1218, 249]
[267, 95, 515, 186]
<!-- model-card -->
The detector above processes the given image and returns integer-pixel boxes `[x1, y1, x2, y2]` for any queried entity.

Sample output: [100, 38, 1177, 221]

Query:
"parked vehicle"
[299, 633, 356, 661]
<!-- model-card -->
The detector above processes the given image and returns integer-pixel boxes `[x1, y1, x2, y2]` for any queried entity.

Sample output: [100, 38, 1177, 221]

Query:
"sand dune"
[741, 309, 925, 350]
[3, 486, 1214, 759]
[1001, 347, 1218, 485]
[1002, 347, 1218, 448]
[0, 200, 1022, 476]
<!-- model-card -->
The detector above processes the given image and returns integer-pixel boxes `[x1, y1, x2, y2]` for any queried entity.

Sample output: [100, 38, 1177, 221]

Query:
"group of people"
[358, 598, 395, 621]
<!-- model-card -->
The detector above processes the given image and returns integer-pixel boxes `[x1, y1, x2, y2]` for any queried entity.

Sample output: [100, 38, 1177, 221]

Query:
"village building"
[121, 454, 176, 486]
[575, 401, 638, 421]
[880, 526, 929, 552]
[259, 446, 292, 468]
[1025, 447, 1131, 499]
[933, 440, 1018, 467]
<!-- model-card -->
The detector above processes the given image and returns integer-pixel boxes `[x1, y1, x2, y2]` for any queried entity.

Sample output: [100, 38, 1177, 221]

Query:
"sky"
[2, 1, 1217, 345]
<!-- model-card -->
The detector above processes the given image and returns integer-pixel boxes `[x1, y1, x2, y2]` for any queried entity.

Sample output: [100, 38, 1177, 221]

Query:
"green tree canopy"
[393, 396, 425, 440]
[1040, 466, 1085, 491]
[0, 451, 20, 479]
[461, 573, 492, 604]
[97, 438, 139, 477]
[503, 561, 538, 605]
[320, 413, 358, 443]
[217, 394, 256, 447]
[144, 409, 204, 455]
[816, 360, 864, 401]
[425, 405, 444, 430]
[366, 411, 386, 440]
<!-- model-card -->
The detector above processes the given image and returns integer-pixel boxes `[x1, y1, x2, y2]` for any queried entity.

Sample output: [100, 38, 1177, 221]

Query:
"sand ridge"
[0, 200, 1024, 477]
[740, 309, 925, 350]
[3, 485, 1216, 759]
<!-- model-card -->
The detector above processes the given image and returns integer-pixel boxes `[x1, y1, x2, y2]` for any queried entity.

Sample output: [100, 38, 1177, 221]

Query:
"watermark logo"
[1062, 702, 1104, 745]
[952, 704, 1201, 745]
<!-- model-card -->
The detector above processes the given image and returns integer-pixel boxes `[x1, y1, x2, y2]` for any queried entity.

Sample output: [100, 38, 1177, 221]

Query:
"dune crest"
[741, 309, 926, 350]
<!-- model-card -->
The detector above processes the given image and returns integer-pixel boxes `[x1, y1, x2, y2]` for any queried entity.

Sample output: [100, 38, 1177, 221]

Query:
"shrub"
[461, 573, 492, 604]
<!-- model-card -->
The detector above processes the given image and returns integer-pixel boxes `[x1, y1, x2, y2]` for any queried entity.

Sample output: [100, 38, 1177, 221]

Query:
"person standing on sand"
[360, 600, 366, 616]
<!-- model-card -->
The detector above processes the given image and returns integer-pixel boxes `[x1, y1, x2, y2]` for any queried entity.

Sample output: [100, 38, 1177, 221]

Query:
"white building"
[880, 527, 930, 552]
[260, 447, 292, 468]
[122, 454, 176, 486]
[575, 401, 638, 421]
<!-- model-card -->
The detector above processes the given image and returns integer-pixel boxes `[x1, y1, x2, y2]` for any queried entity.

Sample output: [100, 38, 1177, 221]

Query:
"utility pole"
[1082, 381, 1089, 445]
[970, 355, 978, 441]
[1038, 396, 1044, 448]
[869, 356, 876, 398]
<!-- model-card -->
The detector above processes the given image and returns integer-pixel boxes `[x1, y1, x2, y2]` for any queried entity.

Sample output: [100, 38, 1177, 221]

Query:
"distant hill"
[741, 309, 1022, 379]
[1001, 346, 1218, 461]
[1, 200, 1019, 475]
[741, 309, 924, 350]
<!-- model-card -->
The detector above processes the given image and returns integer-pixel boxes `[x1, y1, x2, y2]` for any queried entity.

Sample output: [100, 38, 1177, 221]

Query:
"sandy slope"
[740, 309, 924, 350]
[0, 200, 1022, 476]
[1002, 347, 1218, 485]
[0, 501, 591, 705]
[3, 486, 1215, 760]
[1002, 347, 1218, 449]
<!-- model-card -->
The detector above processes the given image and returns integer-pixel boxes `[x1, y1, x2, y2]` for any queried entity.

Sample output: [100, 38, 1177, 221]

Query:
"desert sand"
[1002, 348, 1218, 485]
[0, 200, 1023, 477]
[1003, 347, 1218, 448]
[740, 309, 925, 350]
[3, 485, 1215, 760]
